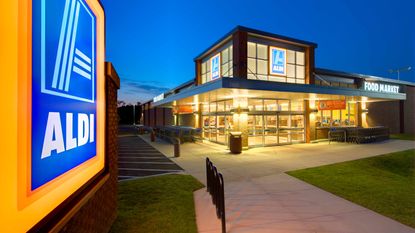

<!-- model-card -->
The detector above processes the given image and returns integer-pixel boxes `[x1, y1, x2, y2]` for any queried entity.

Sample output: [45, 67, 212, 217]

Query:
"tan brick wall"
[59, 63, 119, 233]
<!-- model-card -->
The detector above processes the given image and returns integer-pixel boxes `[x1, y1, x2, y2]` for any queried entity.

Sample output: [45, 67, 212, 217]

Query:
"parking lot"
[118, 126, 183, 181]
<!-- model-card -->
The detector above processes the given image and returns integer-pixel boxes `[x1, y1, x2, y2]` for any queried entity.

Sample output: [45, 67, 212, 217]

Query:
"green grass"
[110, 174, 204, 233]
[390, 134, 415, 141]
[287, 149, 415, 228]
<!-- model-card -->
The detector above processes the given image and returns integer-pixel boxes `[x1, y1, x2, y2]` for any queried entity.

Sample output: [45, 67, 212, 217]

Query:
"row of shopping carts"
[329, 126, 390, 144]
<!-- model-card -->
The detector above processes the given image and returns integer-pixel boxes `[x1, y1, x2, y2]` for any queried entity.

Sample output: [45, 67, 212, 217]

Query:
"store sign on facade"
[317, 100, 346, 110]
[269, 46, 286, 76]
[364, 81, 400, 94]
[211, 53, 221, 80]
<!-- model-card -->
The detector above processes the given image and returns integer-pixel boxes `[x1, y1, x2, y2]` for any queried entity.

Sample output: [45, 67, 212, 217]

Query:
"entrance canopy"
[153, 77, 406, 108]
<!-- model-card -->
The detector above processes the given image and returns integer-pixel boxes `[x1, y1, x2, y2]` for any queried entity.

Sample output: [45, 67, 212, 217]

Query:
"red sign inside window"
[317, 100, 346, 110]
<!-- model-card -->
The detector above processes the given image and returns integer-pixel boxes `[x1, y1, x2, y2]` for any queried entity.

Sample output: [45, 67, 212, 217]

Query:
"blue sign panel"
[211, 54, 221, 80]
[32, 0, 97, 190]
[270, 47, 286, 76]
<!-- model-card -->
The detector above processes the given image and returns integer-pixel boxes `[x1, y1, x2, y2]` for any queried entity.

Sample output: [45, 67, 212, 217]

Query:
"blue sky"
[101, 0, 415, 104]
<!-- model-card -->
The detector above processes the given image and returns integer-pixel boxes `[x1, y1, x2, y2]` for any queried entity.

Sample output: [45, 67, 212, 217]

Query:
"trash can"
[229, 132, 242, 154]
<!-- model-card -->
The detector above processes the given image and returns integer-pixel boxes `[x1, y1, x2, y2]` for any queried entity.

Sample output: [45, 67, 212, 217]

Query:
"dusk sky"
[101, 0, 415, 104]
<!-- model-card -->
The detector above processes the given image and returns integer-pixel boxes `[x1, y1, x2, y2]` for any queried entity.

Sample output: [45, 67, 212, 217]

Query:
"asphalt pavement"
[118, 125, 183, 181]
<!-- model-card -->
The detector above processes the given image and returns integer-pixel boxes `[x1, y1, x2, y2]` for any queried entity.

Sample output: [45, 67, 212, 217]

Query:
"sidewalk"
[141, 135, 415, 233]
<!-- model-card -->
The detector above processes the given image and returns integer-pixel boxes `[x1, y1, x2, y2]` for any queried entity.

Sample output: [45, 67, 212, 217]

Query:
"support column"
[305, 100, 311, 143]
[232, 97, 249, 149]
[232, 30, 248, 79]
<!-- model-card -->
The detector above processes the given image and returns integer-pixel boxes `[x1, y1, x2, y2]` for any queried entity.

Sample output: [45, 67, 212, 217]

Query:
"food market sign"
[364, 81, 400, 94]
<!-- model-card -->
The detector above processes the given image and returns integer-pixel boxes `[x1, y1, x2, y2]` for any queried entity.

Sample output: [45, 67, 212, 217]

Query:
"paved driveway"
[141, 135, 415, 233]
[118, 126, 183, 180]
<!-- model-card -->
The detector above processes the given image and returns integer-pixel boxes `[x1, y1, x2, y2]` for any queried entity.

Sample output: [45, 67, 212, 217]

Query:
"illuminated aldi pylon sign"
[16, 0, 104, 210]
[32, 0, 99, 190]
[4, 0, 105, 231]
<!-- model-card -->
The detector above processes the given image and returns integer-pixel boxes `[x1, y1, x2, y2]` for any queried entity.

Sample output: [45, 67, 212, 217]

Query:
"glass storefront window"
[278, 100, 289, 111]
[291, 115, 304, 128]
[332, 110, 341, 126]
[201, 44, 233, 84]
[248, 99, 263, 111]
[246, 41, 307, 84]
[224, 100, 233, 111]
[264, 99, 278, 111]
[257, 44, 268, 60]
[217, 101, 225, 112]
[315, 102, 356, 127]
[349, 103, 356, 125]
[210, 102, 217, 113]
[296, 51, 305, 65]
[291, 101, 304, 111]
[278, 115, 289, 128]
[202, 103, 209, 113]
[321, 110, 331, 127]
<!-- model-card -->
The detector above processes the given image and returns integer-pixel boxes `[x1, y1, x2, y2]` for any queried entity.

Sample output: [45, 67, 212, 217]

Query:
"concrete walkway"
[141, 135, 415, 233]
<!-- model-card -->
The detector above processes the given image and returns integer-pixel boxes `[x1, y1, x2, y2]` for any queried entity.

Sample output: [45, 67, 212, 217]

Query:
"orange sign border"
[13, 0, 105, 231]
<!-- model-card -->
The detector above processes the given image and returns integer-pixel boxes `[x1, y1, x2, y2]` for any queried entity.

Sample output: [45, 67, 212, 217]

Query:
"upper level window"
[248, 41, 305, 84]
[201, 44, 233, 84]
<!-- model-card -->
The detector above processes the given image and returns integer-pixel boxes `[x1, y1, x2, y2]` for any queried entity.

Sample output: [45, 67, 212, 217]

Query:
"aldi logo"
[211, 53, 221, 80]
[269, 46, 286, 76]
[31, 0, 101, 191]
[42, 0, 96, 102]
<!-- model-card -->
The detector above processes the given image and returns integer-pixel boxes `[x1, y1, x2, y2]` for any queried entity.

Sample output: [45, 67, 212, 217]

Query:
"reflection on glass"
[217, 101, 225, 112]
[278, 100, 289, 111]
[264, 100, 278, 111]
[248, 99, 263, 111]
[278, 115, 289, 128]
[291, 115, 304, 128]
[279, 130, 290, 144]
[291, 101, 304, 111]
[264, 116, 278, 145]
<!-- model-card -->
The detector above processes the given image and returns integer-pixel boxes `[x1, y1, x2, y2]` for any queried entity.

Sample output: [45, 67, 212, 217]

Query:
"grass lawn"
[110, 174, 204, 233]
[287, 149, 415, 228]
[390, 134, 415, 141]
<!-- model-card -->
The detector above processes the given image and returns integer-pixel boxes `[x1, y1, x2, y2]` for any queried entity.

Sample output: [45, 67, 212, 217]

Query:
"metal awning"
[152, 77, 406, 107]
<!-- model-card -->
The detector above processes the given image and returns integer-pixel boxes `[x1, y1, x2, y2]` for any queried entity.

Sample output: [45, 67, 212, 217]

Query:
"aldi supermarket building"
[142, 26, 415, 148]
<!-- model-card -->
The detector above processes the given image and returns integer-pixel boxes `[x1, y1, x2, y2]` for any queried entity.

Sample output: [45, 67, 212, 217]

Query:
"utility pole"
[133, 104, 135, 125]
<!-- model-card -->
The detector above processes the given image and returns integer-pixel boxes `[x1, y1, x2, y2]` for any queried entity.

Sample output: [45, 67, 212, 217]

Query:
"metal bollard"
[174, 138, 180, 157]
[150, 130, 155, 142]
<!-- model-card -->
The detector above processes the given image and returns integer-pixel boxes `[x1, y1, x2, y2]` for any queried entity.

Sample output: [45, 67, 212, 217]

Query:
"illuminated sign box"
[269, 46, 286, 76]
[32, 0, 99, 191]
[363, 81, 400, 94]
[317, 100, 346, 110]
[211, 53, 221, 80]
[153, 93, 165, 102]
[3, 0, 106, 231]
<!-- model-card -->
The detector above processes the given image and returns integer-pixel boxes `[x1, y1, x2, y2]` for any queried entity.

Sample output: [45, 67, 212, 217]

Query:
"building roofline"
[194, 25, 318, 61]
[142, 78, 196, 104]
[315, 68, 415, 86]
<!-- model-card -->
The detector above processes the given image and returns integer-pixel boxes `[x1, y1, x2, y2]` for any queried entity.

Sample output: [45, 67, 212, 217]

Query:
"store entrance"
[248, 113, 305, 147]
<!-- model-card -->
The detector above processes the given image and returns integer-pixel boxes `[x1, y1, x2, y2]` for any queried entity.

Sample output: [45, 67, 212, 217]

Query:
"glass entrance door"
[264, 115, 278, 145]
[248, 115, 263, 147]
[217, 115, 233, 145]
